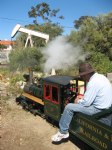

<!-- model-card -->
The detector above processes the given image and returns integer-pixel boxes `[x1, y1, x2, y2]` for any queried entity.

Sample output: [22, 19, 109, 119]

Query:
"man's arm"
[76, 82, 98, 106]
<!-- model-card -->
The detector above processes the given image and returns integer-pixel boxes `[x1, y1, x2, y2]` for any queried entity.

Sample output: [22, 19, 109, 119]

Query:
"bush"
[9, 47, 43, 71]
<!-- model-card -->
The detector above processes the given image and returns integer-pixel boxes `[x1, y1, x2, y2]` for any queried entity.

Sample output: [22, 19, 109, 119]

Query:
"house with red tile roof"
[0, 40, 14, 51]
[0, 40, 14, 64]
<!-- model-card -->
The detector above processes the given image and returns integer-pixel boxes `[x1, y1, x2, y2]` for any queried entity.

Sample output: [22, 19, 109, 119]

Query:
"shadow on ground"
[69, 134, 94, 150]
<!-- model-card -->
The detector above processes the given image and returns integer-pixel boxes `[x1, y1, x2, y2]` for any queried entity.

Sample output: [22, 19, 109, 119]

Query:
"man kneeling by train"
[51, 62, 112, 144]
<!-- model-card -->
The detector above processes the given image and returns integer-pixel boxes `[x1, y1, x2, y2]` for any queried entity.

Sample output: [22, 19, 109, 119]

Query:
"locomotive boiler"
[16, 69, 112, 150]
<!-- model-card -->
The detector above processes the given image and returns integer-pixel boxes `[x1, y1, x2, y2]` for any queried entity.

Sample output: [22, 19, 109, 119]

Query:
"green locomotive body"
[16, 73, 112, 150]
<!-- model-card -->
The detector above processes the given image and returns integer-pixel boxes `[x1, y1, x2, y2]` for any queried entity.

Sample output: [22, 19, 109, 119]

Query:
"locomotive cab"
[43, 75, 85, 121]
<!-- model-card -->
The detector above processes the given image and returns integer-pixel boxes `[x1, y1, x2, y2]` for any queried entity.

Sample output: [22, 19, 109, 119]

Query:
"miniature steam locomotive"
[16, 69, 112, 150]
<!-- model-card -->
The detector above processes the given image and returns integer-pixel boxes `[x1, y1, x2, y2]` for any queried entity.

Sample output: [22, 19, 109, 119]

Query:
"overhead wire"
[0, 17, 32, 23]
[0, 17, 75, 29]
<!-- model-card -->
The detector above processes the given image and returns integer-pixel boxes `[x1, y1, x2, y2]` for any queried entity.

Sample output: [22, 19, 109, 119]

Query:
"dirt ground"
[0, 81, 81, 150]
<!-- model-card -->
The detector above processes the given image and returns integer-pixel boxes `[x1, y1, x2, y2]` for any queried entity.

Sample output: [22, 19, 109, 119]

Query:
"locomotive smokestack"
[28, 67, 33, 84]
[51, 68, 56, 75]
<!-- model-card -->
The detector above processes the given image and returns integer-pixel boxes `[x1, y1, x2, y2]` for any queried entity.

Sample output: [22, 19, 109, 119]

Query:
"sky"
[0, 0, 112, 40]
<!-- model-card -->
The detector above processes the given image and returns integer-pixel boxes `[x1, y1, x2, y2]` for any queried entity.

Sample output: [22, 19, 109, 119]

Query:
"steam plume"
[42, 36, 86, 73]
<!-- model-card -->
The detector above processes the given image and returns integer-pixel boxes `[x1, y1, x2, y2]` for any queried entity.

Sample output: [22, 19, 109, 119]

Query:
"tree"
[68, 12, 112, 73]
[73, 16, 94, 29]
[14, 2, 64, 48]
[88, 51, 112, 74]
[70, 13, 112, 60]
[28, 2, 64, 25]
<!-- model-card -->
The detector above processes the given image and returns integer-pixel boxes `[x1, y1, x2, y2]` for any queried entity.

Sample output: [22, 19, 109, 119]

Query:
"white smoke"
[42, 36, 86, 73]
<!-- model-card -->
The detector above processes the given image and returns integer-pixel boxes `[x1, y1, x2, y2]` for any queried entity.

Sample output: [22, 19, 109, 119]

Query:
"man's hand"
[74, 94, 84, 103]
